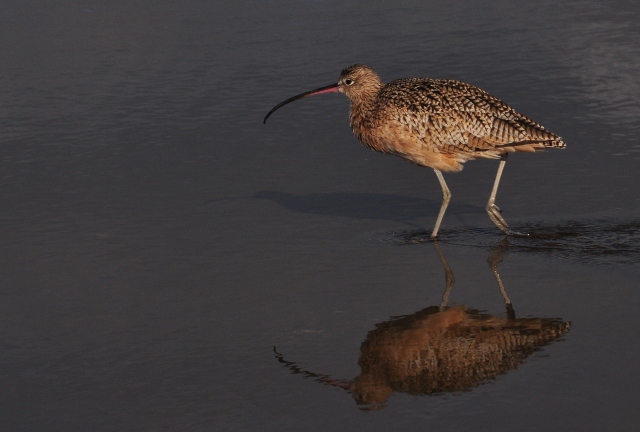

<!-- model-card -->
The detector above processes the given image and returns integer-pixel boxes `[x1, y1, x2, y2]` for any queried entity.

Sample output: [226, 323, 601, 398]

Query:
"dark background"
[1, 1, 639, 430]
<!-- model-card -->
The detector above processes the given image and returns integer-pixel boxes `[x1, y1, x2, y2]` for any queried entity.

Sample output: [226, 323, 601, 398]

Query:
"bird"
[264, 64, 566, 237]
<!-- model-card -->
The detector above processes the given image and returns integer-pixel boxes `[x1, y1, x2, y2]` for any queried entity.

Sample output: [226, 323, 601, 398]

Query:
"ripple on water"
[372, 220, 640, 265]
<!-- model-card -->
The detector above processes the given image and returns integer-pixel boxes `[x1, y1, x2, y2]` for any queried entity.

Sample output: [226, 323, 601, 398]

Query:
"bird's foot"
[486, 203, 529, 237]
[486, 203, 510, 235]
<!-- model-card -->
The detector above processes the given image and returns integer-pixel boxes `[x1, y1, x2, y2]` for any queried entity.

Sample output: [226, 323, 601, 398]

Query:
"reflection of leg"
[488, 238, 515, 319]
[433, 241, 455, 310]
[431, 170, 451, 238]
[486, 154, 511, 234]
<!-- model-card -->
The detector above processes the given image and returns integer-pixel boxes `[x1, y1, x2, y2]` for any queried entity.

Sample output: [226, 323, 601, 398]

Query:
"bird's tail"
[496, 139, 566, 153]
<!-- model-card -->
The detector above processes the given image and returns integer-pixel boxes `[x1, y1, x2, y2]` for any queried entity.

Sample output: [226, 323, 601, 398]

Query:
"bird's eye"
[344, 79, 354, 86]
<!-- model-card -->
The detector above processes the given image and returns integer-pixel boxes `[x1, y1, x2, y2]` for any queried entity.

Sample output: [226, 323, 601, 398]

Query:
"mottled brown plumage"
[264, 64, 566, 237]
[341, 65, 565, 171]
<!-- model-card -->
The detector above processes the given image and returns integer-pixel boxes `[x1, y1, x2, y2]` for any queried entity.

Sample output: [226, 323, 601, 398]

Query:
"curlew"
[264, 65, 566, 237]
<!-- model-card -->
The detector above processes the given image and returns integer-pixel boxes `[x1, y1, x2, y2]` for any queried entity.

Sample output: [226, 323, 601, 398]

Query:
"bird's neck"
[348, 87, 381, 133]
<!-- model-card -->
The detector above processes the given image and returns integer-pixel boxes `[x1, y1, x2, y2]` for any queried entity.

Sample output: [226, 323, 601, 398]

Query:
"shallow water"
[1, 0, 640, 430]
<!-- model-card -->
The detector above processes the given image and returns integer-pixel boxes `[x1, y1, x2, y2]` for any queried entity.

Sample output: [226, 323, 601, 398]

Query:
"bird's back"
[354, 77, 565, 172]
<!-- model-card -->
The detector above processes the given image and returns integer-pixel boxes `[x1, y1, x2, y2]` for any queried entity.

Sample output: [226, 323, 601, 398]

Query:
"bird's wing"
[378, 79, 564, 154]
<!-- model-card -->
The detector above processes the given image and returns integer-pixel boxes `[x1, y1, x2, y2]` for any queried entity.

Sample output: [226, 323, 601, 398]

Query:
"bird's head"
[337, 64, 382, 100]
[263, 64, 382, 123]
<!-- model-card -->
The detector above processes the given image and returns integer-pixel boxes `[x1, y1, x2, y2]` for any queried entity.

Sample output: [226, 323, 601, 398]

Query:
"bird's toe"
[486, 203, 510, 234]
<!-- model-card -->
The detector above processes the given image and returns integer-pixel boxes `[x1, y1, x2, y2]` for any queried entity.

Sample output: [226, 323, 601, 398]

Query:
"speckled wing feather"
[376, 78, 566, 156]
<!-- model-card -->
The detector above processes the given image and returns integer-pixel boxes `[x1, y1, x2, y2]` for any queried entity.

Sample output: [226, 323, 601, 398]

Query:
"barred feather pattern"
[341, 65, 565, 172]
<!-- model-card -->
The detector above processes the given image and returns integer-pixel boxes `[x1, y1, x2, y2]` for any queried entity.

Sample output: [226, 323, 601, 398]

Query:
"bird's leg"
[486, 154, 511, 234]
[431, 170, 451, 238]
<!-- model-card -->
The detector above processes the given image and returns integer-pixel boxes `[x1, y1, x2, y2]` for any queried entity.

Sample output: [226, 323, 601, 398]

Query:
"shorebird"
[264, 65, 566, 237]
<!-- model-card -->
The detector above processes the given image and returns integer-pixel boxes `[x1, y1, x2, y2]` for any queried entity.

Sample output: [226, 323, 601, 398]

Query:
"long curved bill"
[263, 83, 339, 124]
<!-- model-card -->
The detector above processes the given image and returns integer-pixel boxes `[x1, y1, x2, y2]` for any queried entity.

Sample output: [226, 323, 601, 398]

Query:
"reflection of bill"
[274, 241, 570, 409]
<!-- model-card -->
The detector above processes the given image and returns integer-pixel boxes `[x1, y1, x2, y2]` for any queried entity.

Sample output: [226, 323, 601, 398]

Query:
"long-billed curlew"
[264, 65, 566, 237]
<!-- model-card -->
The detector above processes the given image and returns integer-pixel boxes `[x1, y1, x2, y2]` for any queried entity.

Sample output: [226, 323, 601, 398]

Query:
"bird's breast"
[350, 117, 464, 172]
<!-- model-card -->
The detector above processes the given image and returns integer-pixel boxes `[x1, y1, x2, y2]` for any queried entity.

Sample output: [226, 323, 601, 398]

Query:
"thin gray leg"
[431, 169, 451, 238]
[486, 154, 510, 234]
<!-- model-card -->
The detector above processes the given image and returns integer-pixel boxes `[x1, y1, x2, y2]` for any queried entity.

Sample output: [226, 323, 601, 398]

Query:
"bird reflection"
[274, 240, 570, 409]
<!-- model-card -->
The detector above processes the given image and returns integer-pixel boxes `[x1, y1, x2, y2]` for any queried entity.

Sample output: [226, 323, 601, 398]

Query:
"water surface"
[1, 0, 639, 430]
